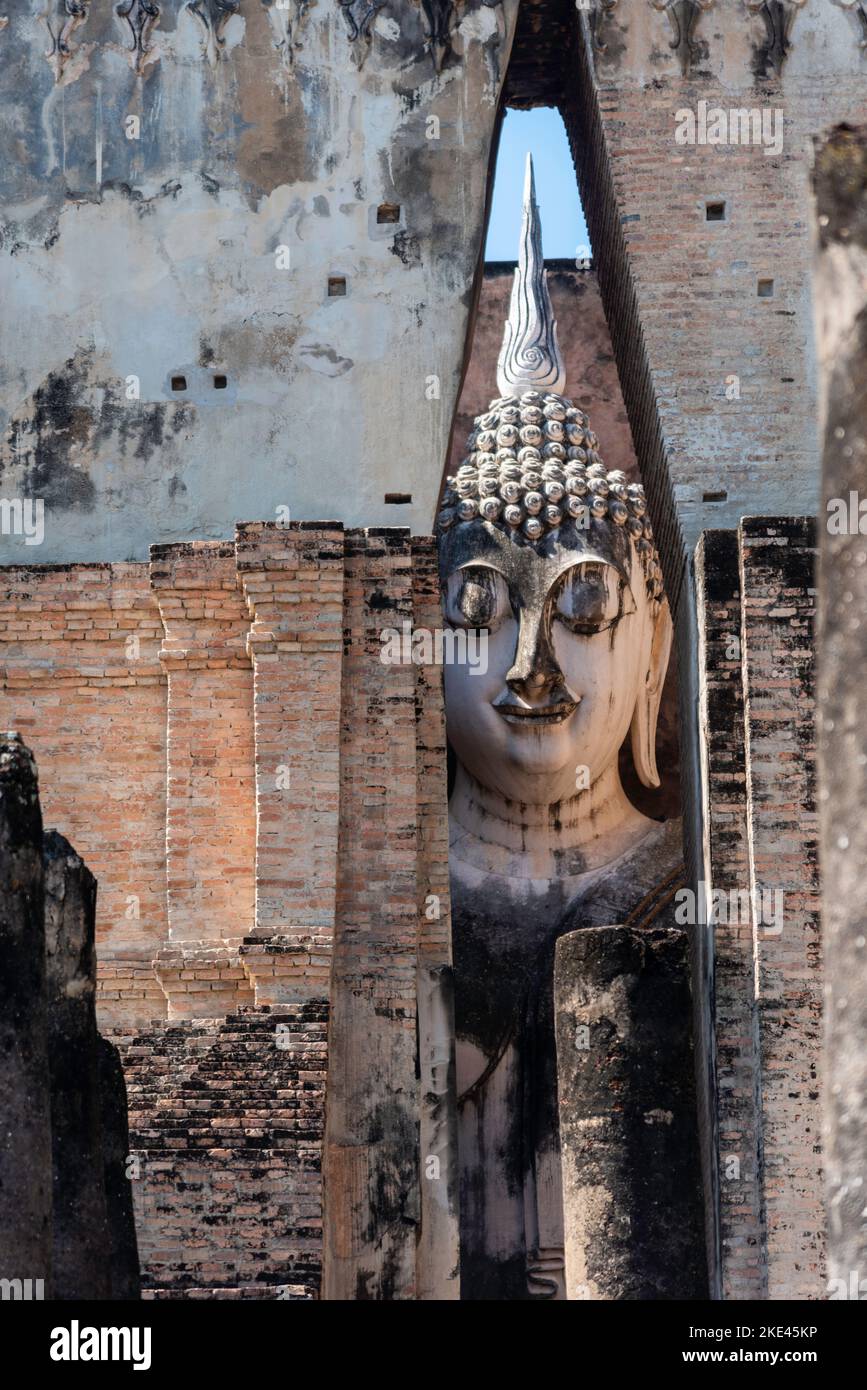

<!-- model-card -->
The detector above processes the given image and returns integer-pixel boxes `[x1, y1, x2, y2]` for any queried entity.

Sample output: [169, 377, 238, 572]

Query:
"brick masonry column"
[695, 530, 765, 1299]
[411, 535, 459, 1300]
[739, 517, 823, 1298]
[150, 542, 256, 1019]
[323, 529, 421, 1301]
[235, 521, 344, 1005]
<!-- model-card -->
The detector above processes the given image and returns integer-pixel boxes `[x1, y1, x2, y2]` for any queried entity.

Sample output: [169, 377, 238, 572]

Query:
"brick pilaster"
[234, 521, 344, 1005]
[323, 528, 421, 1301]
[696, 530, 765, 1299]
[411, 534, 459, 1300]
[150, 542, 256, 1018]
[739, 517, 823, 1299]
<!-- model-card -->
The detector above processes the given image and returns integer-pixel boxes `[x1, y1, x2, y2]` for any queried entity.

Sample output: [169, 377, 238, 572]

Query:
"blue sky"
[485, 107, 591, 262]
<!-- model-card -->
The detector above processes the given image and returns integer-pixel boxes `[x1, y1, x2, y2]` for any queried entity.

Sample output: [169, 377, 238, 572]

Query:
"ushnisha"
[436, 388, 664, 604]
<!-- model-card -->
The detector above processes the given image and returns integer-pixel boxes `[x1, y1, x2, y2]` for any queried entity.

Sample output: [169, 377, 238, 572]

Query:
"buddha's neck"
[448, 761, 653, 881]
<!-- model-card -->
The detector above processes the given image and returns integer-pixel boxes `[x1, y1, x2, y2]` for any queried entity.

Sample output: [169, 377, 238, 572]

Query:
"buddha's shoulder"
[561, 816, 685, 934]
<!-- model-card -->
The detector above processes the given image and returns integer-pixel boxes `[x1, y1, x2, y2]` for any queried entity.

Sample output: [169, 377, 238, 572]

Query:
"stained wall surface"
[2, 3, 857, 577]
[0, 1, 521, 563]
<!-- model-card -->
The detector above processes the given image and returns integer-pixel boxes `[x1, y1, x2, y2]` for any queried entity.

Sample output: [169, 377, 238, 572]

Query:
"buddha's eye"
[444, 566, 509, 631]
[552, 562, 632, 635]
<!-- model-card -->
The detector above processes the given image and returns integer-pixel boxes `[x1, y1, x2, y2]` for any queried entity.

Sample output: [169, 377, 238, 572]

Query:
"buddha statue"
[436, 157, 685, 1300]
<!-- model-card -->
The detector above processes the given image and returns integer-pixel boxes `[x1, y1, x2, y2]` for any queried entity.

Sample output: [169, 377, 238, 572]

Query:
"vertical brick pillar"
[695, 531, 765, 1299]
[739, 517, 823, 1298]
[324, 529, 421, 1302]
[411, 535, 459, 1300]
[235, 521, 344, 1004]
[150, 542, 256, 1019]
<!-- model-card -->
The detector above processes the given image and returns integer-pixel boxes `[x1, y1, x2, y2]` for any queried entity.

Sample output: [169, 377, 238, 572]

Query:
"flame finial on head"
[496, 153, 566, 399]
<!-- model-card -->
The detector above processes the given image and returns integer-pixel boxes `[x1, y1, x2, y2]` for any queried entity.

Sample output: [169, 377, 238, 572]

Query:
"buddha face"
[439, 516, 669, 808]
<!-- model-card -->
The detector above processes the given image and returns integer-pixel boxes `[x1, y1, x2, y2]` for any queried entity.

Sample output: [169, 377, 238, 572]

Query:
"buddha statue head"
[437, 157, 672, 877]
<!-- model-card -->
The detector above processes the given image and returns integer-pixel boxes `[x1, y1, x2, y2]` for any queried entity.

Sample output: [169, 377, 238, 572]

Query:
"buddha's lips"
[494, 699, 578, 726]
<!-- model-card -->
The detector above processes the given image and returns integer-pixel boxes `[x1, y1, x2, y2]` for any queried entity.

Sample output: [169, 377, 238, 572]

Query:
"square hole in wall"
[705, 201, 726, 222]
[757, 278, 774, 298]
[328, 276, 347, 297]
[171, 375, 187, 391]
[384, 493, 412, 504]
[377, 203, 401, 224]
[213, 374, 227, 389]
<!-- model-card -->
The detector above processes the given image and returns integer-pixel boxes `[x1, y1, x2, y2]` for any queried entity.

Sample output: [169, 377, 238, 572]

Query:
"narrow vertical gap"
[556, 9, 684, 615]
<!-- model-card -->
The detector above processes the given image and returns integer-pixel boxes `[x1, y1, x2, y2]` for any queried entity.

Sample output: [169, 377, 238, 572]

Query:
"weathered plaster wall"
[0, 1, 520, 563]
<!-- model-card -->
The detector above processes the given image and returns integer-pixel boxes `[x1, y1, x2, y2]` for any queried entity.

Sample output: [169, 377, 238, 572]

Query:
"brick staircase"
[112, 1003, 328, 1300]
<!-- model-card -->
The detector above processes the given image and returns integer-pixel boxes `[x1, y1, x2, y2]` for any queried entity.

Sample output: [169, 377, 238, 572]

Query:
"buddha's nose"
[505, 608, 564, 697]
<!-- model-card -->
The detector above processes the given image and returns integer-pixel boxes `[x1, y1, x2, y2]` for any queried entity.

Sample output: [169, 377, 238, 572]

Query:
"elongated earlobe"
[630, 597, 672, 789]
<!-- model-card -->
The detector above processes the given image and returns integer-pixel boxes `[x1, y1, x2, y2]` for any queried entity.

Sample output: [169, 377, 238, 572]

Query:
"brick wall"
[117, 1005, 328, 1299]
[1, 525, 456, 1298]
[151, 543, 255, 944]
[0, 564, 168, 1025]
[324, 529, 423, 1300]
[411, 535, 460, 1298]
[739, 517, 822, 1299]
[236, 522, 344, 1007]
[558, 7, 865, 594]
[696, 530, 764, 1299]
[696, 518, 822, 1300]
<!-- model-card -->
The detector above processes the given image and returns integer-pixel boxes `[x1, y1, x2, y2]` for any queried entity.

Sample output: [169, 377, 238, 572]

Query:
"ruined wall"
[0, 1, 521, 563]
[117, 1004, 328, 1299]
[1, 523, 456, 1297]
[695, 517, 822, 1300]
[3, 3, 850, 572]
[0, 735, 140, 1301]
[695, 528, 763, 1299]
[150, 541, 255, 955]
[739, 516, 822, 1299]
[0, 563, 168, 1022]
[814, 122, 867, 1301]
